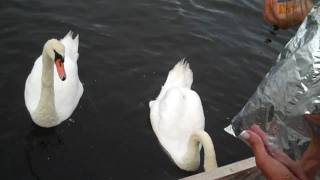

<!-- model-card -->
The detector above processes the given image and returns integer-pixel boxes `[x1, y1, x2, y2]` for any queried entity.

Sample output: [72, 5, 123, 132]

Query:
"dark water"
[0, 0, 296, 179]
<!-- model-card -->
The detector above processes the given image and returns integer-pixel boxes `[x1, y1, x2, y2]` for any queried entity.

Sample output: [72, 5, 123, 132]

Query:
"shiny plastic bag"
[230, 3, 320, 164]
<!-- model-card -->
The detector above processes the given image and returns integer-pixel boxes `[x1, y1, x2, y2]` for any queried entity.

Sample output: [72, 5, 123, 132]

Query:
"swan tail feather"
[163, 59, 193, 90]
[61, 31, 79, 61]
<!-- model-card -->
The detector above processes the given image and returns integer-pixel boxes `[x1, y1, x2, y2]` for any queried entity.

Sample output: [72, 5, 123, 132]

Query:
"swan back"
[163, 59, 193, 89]
[149, 60, 205, 168]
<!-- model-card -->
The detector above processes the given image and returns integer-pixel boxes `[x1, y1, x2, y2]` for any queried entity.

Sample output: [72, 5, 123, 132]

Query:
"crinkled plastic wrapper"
[231, 4, 320, 162]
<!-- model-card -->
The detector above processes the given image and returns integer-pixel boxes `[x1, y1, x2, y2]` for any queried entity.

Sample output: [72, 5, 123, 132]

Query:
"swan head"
[44, 39, 66, 81]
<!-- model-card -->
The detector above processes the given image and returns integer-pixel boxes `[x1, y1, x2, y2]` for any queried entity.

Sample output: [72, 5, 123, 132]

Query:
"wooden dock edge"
[180, 157, 262, 180]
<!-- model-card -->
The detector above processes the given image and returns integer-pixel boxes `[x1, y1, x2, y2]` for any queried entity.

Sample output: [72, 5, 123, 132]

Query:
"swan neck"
[186, 130, 217, 172]
[42, 50, 54, 86]
[32, 48, 58, 127]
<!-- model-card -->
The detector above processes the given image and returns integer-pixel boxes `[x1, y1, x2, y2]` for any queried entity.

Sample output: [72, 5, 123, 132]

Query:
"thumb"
[240, 130, 301, 180]
[239, 130, 275, 170]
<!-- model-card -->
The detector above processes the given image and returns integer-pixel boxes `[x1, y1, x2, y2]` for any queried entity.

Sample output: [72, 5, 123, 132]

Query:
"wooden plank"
[219, 167, 263, 180]
[180, 157, 263, 180]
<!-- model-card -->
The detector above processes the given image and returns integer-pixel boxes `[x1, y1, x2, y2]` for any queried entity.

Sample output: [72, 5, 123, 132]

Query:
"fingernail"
[240, 130, 250, 140]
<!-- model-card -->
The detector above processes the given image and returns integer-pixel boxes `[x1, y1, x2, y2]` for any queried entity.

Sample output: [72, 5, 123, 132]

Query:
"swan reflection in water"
[24, 123, 65, 180]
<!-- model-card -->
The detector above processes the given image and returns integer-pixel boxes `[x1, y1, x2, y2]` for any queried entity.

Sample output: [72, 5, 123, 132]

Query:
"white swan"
[149, 60, 217, 172]
[24, 32, 83, 128]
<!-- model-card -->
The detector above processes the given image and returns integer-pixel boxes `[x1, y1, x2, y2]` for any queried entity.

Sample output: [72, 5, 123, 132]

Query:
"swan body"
[149, 60, 217, 171]
[24, 32, 83, 128]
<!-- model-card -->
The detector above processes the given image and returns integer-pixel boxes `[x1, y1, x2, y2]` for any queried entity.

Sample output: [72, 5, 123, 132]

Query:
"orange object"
[277, 3, 297, 14]
[55, 58, 66, 81]
[264, 0, 314, 29]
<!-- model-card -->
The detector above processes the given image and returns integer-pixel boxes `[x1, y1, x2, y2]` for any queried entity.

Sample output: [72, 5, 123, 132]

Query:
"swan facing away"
[149, 60, 217, 172]
[24, 32, 83, 128]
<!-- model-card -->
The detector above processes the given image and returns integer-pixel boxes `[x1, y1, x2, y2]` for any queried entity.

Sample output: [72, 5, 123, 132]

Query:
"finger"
[249, 124, 268, 142]
[250, 123, 295, 164]
[249, 125, 295, 166]
[269, 148, 308, 180]
[301, 121, 320, 179]
[239, 130, 274, 170]
[301, 141, 320, 179]
[249, 124, 308, 179]
[240, 130, 300, 179]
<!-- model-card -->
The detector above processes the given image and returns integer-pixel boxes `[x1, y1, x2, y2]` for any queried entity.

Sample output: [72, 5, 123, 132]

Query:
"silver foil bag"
[231, 4, 320, 160]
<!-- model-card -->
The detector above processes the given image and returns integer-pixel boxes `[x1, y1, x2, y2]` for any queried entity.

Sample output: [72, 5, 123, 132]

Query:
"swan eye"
[54, 50, 64, 63]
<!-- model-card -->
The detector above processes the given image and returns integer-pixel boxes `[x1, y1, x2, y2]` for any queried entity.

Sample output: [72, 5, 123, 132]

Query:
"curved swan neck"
[41, 50, 54, 86]
[32, 46, 58, 127]
[185, 130, 217, 172]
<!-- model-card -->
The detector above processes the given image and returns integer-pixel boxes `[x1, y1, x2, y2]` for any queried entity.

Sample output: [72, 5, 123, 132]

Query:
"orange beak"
[55, 58, 66, 81]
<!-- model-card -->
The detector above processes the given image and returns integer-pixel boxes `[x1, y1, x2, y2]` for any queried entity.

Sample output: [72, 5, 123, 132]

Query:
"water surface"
[0, 0, 295, 179]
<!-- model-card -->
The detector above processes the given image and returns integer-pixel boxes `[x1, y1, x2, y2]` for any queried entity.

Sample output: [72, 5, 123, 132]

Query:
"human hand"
[302, 115, 320, 179]
[263, 0, 313, 29]
[240, 124, 308, 180]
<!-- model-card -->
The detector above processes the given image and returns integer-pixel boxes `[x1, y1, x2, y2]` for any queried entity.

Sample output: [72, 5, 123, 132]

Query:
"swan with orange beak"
[25, 32, 83, 128]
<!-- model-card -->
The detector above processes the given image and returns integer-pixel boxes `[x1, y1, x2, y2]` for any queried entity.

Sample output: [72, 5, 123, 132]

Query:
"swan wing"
[54, 32, 83, 122]
[152, 87, 205, 162]
[24, 56, 42, 113]
[60, 31, 79, 62]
